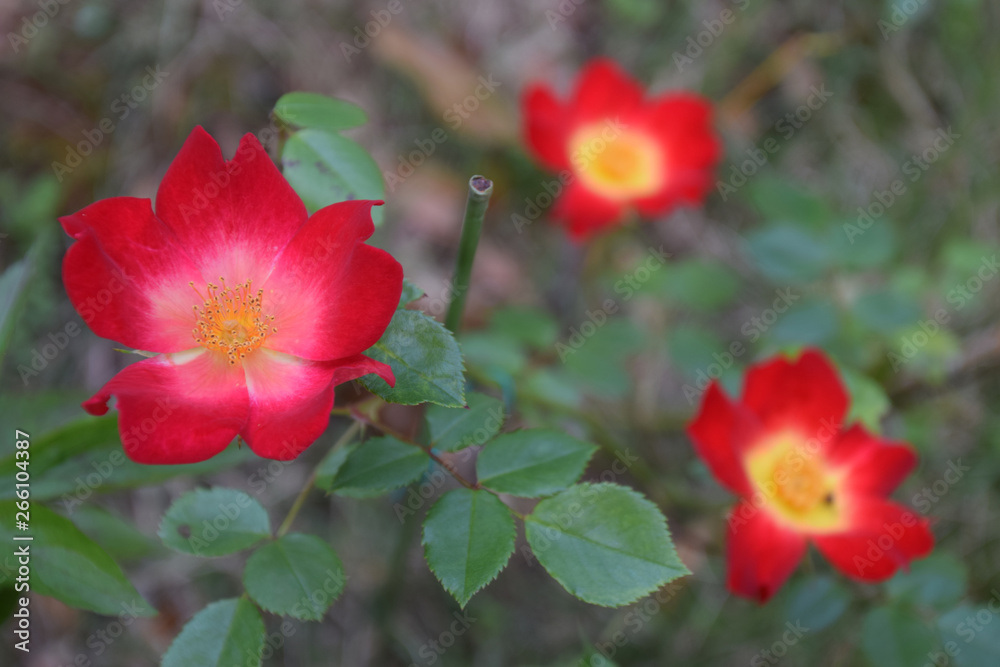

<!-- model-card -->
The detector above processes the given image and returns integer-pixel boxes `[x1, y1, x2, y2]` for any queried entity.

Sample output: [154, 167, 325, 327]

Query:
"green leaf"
[745, 224, 831, 282]
[524, 484, 688, 607]
[243, 533, 346, 621]
[422, 489, 515, 607]
[885, 552, 967, 611]
[399, 278, 425, 308]
[658, 259, 741, 311]
[489, 306, 559, 349]
[315, 443, 358, 490]
[563, 319, 645, 399]
[361, 309, 466, 407]
[861, 605, 936, 667]
[828, 218, 896, 269]
[784, 576, 851, 631]
[281, 129, 385, 224]
[476, 430, 596, 497]
[0, 503, 155, 617]
[460, 332, 528, 376]
[425, 392, 505, 452]
[770, 300, 839, 345]
[0, 253, 35, 367]
[324, 436, 430, 497]
[937, 603, 1000, 666]
[161, 598, 265, 667]
[68, 504, 156, 561]
[158, 488, 270, 557]
[852, 289, 921, 334]
[273, 92, 367, 132]
[747, 176, 832, 228]
[842, 369, 891, 433]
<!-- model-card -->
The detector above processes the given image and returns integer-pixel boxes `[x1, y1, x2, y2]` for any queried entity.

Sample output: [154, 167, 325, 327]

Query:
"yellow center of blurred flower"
[190, 278, 275, 365]
[745, 432, 845, 533]
[569, 122, 663, 200]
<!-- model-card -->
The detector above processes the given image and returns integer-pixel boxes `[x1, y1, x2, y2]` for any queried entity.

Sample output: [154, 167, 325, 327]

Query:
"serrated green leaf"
[273, 92, 367, 132]
[158, 488, 270, 557]
[885, 552, 967, 611]
[422, 489, 515, 607]
[315, 442, 359, 491]
[861, 605, 937, 667]
[326, 436, 429, 497]
[784, 576, 851, 631]
[361, 309, 466, 407]
[399, 278, 425, 308]
[0, 503, 155, 617]
[161, 598, 265, 667]
[425, 392, 505, 452]
[524, 483, 688, 607]
[243, 533, 346, 621]
[281, 129, 385, 224]
[476, 430, 596, 497]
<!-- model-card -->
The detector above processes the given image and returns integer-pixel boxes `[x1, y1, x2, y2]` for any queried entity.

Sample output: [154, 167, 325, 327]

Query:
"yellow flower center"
[569, 122, 663, 200]
[190, 278, 275, 365]
[745, 432, 845, 533]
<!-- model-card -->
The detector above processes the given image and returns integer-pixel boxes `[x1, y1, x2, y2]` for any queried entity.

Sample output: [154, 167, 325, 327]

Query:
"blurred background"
[2, 0, 1000, 665]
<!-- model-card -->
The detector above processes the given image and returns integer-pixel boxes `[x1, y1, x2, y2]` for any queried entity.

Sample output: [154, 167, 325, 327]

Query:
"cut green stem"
[444, 175, 494, 335]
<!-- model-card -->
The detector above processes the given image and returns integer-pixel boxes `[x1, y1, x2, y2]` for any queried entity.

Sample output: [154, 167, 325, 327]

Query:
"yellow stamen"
[190, 279, 273, 365]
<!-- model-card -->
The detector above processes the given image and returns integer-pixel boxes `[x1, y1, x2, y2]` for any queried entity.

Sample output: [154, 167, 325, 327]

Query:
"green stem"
[444, 175, 494, 335]
[276, 420, 362, 537]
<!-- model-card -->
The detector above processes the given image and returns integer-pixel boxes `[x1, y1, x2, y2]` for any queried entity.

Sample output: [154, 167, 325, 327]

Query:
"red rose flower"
[62, 127, 403, 464]
[687, 349, 934, 602]
[521, 58, 720, 239]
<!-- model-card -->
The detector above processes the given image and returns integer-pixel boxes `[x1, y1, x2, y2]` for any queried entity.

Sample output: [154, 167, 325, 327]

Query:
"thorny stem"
[348, 405, 526, 519]
[276, 420, 362, 537]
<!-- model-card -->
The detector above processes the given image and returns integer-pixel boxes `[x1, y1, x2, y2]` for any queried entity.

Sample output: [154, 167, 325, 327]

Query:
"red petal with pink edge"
[61, 197, 206, 352]
[82, 351, 249, 464]
[741, 348, 849, 440]
[552, 181, 625, 240]
[522, 84, 571, 171]
[687, 382, 757, 495]
[813, 499, 934, 582]
[571, 58, 644, 124]
[240, 351, 393, 460]
[827, 424, 917, 497]
[154, 127, 308, 281]
[726, 500, 808, 603]
[263, 200, 403, 361]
